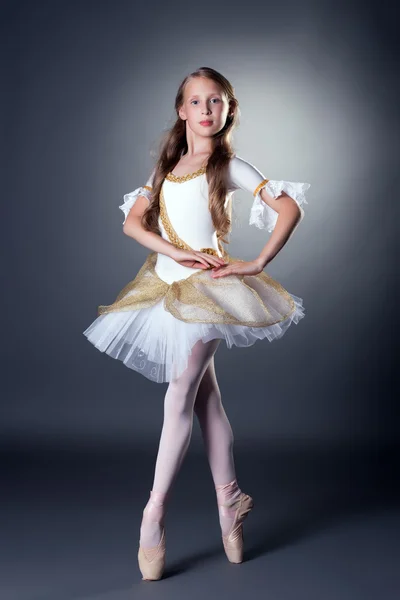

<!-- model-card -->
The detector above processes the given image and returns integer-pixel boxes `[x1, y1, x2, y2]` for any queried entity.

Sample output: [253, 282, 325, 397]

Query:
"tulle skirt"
[83, 251, 305, 383]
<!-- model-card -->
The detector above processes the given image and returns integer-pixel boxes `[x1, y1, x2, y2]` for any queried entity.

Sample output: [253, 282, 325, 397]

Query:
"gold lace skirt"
[83, 251, 305, 383]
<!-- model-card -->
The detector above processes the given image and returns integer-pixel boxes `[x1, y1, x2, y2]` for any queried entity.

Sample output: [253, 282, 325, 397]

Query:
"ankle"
[215, 478, 242, 508]
[143, 489, 168, 522]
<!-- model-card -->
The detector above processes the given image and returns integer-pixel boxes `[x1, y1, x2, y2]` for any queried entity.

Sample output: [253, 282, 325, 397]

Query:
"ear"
[178, 105, 186, 120]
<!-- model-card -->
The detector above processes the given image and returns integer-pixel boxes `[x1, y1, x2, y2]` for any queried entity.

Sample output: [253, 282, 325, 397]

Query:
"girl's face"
[178, 77, 231, 138]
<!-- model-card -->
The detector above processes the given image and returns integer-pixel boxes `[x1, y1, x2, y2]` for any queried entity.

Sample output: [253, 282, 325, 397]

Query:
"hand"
[211, 258, 264, 278]
[171, 248, 227, 270]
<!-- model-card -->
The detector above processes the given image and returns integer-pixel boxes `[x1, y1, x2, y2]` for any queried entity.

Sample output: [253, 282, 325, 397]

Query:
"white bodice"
[155, 174, 228, 284]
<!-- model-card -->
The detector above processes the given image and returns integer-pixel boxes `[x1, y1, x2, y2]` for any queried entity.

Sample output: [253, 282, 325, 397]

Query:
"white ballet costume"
[83, 155, 311, 383]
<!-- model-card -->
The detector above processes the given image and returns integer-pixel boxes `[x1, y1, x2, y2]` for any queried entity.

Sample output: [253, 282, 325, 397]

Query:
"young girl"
[83, 67, 310, 581]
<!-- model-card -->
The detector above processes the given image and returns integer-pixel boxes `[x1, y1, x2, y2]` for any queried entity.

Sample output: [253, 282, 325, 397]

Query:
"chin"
[201, 130, 217, 136]
[198, 124, 221, 134]
[194, 129, 213, 137]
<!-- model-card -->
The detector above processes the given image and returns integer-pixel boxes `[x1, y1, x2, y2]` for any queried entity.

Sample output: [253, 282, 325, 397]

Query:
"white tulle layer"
[249, 180, 311, 233]
[83, 293, 305, 384]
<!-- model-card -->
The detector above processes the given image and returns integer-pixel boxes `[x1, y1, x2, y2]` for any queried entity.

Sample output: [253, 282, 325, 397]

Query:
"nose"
[201, 104, 212, 115]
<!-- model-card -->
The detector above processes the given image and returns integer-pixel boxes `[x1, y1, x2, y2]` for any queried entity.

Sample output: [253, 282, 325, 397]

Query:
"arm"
[122, 193, 178, 259]
[255, 188, 304, 269]
[229, 156, 310, 266]
[120, 170, 178, 259]
[212, 156, 310, 278]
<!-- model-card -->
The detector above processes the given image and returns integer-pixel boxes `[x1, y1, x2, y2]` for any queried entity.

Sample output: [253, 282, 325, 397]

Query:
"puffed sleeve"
[119, 168, 155, 225]
[228, 155, 310, 233]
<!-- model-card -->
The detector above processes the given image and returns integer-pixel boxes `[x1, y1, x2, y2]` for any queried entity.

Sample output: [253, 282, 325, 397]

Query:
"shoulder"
[228, 154, 254, 175]
[227, 154, 267, 194]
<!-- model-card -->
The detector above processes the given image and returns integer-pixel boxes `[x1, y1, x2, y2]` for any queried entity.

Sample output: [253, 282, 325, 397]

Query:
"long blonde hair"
[141, 67, 240, 249]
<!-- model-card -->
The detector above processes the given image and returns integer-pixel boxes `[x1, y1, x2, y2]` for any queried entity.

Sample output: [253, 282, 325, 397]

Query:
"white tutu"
[83, 293, 304, 384]
[83, 251, 305, 384]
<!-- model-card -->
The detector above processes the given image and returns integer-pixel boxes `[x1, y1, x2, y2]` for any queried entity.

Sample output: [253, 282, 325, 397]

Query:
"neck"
[184, 123, 214, 158]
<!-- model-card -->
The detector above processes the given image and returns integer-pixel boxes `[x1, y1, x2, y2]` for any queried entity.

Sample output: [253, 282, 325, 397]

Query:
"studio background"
[2, 1, 397, 599]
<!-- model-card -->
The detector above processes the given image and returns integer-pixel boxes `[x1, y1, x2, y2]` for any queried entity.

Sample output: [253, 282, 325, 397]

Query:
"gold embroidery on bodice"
[165, 166, 207, 183]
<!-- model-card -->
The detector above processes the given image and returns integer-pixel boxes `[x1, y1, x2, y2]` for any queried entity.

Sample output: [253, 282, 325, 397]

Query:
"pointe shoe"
[220, 492, 254, 563]
[138, 526, 166, 581]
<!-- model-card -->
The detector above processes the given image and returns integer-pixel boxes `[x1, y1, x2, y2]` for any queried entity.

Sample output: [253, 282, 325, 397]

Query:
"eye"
[190, 98, 220, 105]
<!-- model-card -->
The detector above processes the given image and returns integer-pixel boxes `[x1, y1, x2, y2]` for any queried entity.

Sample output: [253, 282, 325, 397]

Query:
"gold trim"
[159, 185, 227, 260]
[143, 185, 152, 191]
[253, 178, 269, 197]
[165, 166, 207, 183]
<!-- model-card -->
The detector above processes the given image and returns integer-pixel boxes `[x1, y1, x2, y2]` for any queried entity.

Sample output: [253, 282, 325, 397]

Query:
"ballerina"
[83, 66, 310, 580]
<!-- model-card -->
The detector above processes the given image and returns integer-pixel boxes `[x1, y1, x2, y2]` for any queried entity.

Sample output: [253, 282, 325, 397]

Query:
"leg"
[193, 355, 236, 484]
[140, 338, 220, 548]
[193, 357, 247, 539]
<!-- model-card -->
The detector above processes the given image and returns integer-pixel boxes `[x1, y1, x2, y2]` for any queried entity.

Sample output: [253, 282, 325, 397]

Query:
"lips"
[200, 121, 213, 126]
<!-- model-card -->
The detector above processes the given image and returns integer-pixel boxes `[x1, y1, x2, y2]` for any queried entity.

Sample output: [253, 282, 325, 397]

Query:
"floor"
[1, 440, 399, 600]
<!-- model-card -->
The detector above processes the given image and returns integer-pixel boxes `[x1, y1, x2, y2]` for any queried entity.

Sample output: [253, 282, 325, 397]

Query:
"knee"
[165, 379, 198, 417]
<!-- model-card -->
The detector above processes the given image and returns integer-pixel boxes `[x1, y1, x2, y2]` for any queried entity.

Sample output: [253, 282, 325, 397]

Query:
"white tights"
[140, 338, 242, 547]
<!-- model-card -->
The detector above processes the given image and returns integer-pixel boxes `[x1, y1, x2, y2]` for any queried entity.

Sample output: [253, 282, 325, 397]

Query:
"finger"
[212, 259, 230, 270]
[182, 259, 208, 269]
[204, 258, 224, 269]
[197, 252, 227, 268]
[193, 252, 214, 267]
[201, 253, 226, 264]
[195, 256, 213, 268]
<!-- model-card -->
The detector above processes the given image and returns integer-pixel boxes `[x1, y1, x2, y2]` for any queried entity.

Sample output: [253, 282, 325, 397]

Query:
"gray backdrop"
[2, 2, 399, 599]
[2, 0, 397, 447]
